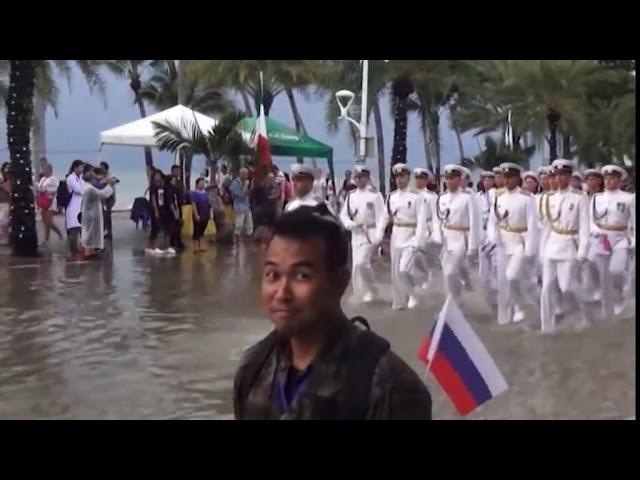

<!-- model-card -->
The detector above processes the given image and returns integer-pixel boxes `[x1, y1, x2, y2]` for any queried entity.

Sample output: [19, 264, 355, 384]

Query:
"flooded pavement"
[0, 213, 635, 419]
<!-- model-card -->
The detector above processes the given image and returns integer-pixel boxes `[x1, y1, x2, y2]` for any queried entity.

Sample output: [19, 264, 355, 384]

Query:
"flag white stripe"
[443, 297, 509, 396]
[426, 295, 451, 367]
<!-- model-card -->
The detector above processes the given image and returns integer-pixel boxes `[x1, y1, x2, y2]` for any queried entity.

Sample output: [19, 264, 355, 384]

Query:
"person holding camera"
[100, 161, 118, 239]
[80, 168, 116, 259]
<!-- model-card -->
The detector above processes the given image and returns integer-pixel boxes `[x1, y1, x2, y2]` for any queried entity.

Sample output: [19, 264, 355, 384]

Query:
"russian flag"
[418, 295, 508, 416]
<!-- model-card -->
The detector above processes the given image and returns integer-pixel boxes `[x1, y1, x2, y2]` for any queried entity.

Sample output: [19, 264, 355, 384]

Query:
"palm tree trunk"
[177, 60, 193, 190]
[420, 116, 434, 173]
[240, 91, 253, 116]
[30, 94, 47, 178]
[390, 99, 409, 192]
[562, 133, 571, 159]
[285, 87, 306, 165]
[547, 111, 561, 162]
[6, 60, 38, 256]
[372, 100, 386, 196]
[449, 105, 465, 161]
[427, 111, 442, 186]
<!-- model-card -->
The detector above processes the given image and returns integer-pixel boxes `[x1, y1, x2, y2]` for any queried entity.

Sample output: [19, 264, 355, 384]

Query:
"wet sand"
[0, 213, 635, 419]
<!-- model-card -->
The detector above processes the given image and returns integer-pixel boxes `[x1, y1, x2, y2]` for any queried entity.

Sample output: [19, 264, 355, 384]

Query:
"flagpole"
[424, 294, 452, 379]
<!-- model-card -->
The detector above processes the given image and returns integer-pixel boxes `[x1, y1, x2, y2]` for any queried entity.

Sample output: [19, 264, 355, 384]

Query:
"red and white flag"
[255, 71, 272, 168]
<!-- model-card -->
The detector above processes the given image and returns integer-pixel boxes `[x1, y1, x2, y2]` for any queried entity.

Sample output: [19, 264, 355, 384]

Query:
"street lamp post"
[336, 60, 370, 165]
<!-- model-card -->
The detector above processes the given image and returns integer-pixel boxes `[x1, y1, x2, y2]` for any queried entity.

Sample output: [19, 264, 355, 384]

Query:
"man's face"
[494, 173, 504, 188]
[570, 177, 583, 190]
[548, 174, 558, 190]
[524, 177, 538, 193]
[504, 172, 520, 190]
[262, 235, 348, 337]
[355, 174, 369, 189]
[482, 177, 495, 191]
[293, 175, 314, 196]
[75, 164, 85, 175]
[586, 175, 602, 193]
[171, 167, 181, 179]
[539, 174, 550, 191]
[395, 172, 410, 189]
[604, 173, 622, 191]
[415, 176, 428, 190]
[345, 171, 352, 181]
[557, 171, 571, 189]
[445, 174, 461, 191]
[239, 168, 249, 181]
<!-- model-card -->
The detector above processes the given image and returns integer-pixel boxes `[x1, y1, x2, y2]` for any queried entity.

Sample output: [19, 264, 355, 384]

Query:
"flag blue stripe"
[437, 323, 493, 406]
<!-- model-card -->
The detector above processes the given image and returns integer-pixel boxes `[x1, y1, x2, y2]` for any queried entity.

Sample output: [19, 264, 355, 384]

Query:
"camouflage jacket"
[233, 322, 432, 420]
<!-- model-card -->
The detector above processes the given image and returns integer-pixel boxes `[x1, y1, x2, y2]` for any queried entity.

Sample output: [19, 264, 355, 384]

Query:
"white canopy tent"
[99, 105, 217, 148]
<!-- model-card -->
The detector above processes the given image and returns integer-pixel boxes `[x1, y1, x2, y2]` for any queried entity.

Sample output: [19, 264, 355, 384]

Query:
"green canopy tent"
[236, 116, 336, 191]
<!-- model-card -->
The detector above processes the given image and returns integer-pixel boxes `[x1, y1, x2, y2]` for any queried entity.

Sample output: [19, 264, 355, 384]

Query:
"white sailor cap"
[459, 166, 471, 178]
[492, 166, 503, 175]
[291, 163, 316, 179]
[584, 168, 603, 178]
[500, 162, 523, 174]
[413, 167, 433, 179]
[551, 159, 574, 173]
[479, 170, 495, 179]
[571, 171, 584, 181]
[538, 166, 551, 175]
[523, 171, 538, 181]
[601, 164, 628, 180]
[391, 163, 411, 176]
[443, 164, 465, 177]
[354, 165, 371, 177]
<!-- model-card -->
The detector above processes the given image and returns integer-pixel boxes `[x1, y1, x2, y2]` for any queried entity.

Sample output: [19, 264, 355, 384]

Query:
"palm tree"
[140, 60, 232, 115]
[2, 60, 105, 175]
[152, 110, 253, 175]
[461, 136, 536, 173]
[101, 60, 155, 176]
[389, 73, 414, 191]
[5, 60, 38, 256]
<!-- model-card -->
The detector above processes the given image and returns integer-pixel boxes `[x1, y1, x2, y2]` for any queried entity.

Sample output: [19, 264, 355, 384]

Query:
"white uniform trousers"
[351, 239, 378, 301]
[442, 247, 467, 300]
[390, 245, 417, 309]
[540, 259, 581, 333]
[496, 249, 538, 325]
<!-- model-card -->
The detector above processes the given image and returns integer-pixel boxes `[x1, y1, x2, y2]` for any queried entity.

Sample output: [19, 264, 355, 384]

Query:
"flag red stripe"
[421, 337, 478, 416]
[257, 135, 272, 167]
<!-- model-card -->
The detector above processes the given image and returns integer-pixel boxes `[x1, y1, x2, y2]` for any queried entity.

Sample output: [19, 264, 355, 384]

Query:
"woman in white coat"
[65, 160, 85, 259]
[80, 168, 115, 258]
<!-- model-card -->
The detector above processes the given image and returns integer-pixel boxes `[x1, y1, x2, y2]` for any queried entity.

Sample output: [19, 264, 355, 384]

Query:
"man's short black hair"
[270, 205, 349, 271]
[100, 161, 109, 171]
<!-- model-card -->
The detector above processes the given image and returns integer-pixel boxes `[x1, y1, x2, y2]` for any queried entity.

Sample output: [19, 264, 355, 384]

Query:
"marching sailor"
[589, 165, 635, 317]
[477, 170, 498, 298]
[581, 168, 606, 312]
[493, 166, 506, 190]
[539, 159, 589, 333]
[487, 163, 539, 325]
[523, 171, 539, 195]
[339, 165, 385, 303]
[413, 167, 439, 290]
[432, 164, 479, 301]
[285, 164, 334, 214]
[375, 163, 427, 310]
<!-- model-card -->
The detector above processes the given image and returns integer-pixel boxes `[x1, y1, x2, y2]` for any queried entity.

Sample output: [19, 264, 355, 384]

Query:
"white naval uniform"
[339, 187, 385, 302]
[413, 188, 439, 288]
[588, 189, 635, 317]
[376, 187, 427, 310]
[539, 187, 589, 333]
[432, 189, 479, 300]
[477, 188, 498, 292]
[487, 187, 539, 325]
[284, 191, 334, 214]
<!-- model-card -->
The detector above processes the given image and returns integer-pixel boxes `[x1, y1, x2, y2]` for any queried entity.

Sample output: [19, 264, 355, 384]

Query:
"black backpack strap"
[338, 322, 390, 420]
[236, 330, 280, 418]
